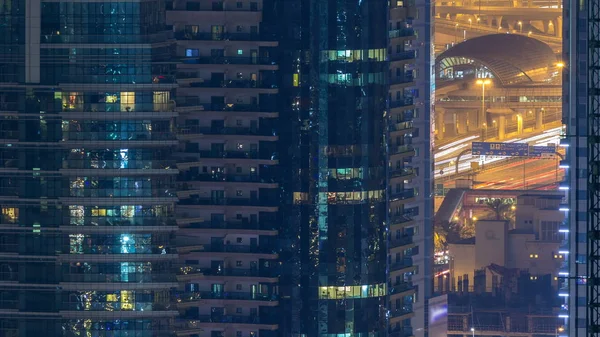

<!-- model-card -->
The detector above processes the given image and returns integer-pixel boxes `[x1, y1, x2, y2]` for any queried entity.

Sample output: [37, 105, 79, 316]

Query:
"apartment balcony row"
[61, 159, 177, 171]
[41, 31, 173, 44]
[391, 74, 415, 88]
[176, 266, 278, 280]
[179, 220, 277, 232]
[169, 2, 260, 11]
[174, 315, 278, 330]
[181, 56, 277, 66]
[179, 243, 277, 255]
[0, 271, 176, 284]
[176, 126, 276, 137]
[178, 197, 278, 208]
[390, 306, 414, 320]
[174, 291, 278, 304]
[174, 99, 277, 113]
[178, 173, 276, 184]
[0, 301, 172, 313]
[176, 150, 277, 161]
[57, 216, 177, 228]
[178, 79, 278, 91]
[389, 28, 415, 39]
[175, 31, 277, 42]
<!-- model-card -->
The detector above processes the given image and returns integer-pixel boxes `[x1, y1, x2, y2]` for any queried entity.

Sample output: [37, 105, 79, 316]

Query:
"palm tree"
[484, 198, 514, 220]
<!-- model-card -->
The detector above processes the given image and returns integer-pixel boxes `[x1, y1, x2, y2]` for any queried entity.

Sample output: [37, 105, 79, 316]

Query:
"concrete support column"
[506, 316, 511, 332]
[436, 109, 446, 141]
[463, 316, 469, 331]
[536, 109, 543, 130]
[498, 115, 506, 140]
[496, 16, 503, 29]
[555, 17, 563, 37]
[456, 113, 467, 134]
[517, 115, 523, 135]
[543, 20, 550, 33]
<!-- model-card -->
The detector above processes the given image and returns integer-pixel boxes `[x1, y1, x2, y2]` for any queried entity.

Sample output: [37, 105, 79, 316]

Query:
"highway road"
[472, 157, 564, 190]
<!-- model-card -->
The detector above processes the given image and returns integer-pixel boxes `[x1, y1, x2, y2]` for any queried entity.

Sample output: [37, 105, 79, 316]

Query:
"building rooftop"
[436, 34, 558, 86]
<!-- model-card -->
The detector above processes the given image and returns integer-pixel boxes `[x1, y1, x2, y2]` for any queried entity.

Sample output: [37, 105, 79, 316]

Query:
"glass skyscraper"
[278, 0, 391, 335]
[0, 0, 178, 336]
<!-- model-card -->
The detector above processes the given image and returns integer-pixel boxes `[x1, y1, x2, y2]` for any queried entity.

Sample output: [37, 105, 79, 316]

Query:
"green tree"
[484, 198, 514, 220]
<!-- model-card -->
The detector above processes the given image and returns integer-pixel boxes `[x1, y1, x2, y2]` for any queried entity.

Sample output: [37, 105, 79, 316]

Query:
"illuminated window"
[318, 283, 387, 299]
[529, 254, 539, 259]
[238, 49, 243, 55]
[554, 254, 564, 259]
[293, 73, 299, 87]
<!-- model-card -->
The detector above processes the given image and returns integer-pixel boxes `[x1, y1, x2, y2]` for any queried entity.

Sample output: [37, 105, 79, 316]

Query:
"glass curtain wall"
[0, 1, 177, 336]
[279, 0, 390, 335]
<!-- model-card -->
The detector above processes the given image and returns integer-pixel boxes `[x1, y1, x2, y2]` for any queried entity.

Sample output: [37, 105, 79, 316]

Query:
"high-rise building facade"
[166, 0, 281, 336]
[278, 0, 390, 334]
[388, 0, 434, 335]
[0, 0, 179, 336]
[563, 0, 593, 337]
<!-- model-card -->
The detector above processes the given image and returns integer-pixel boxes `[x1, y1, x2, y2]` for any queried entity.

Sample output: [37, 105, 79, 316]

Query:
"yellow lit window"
[293, 73, 299, 87]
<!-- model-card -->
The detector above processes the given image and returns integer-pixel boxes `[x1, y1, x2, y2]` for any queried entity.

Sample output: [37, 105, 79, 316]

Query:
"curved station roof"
[436, 34, 558, 86]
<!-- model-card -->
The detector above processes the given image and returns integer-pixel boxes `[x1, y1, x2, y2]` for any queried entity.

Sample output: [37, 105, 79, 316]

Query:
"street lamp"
[469, 18, 473, 29]
[518, 21, 523, 33]
[471, 327, 475, 337]
[556, 326, 565, 337]
[528, 31, 532, 37]
[476, 79, 492, 128]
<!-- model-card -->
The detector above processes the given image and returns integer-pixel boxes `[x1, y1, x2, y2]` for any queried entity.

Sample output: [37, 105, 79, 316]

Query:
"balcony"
[389, 327, 414, 337]
[176, 126, 276, 137]
[208, 243, 276, 254]
[176, 266, 278, 280]
[174, 291, 278, 303]
[390, 306, 414, 319]
[178, 197, 278, 208]
[178, 173, 276, 184]
[182, 56, 277, 66]
[389, 282, 414, 296]
[390, 258, 413, 272]
[389, 28, 415, 38]
[390, 98, 414, 109]
[180, 220, 277, 232]
[390, 121, 413, 133]
[391, 74, 415, 86]
[61, 273, 176, 283]
[390, 145, 415, 157]
[175, 31, 277, 42]
[390, 189, 416, 203]
[390, 236, 413, 249]
[182, 79, 278, 90]
[174, 315, 278, 330]
[178, 150, 276, 161]
[390, 51, 416, 62]
[390, 168, 416, 180]
[389, 214, 415, 227]
[174, 99, 277, 113]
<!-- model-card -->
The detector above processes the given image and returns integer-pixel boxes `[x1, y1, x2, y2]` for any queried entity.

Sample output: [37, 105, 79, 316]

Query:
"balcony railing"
[178, 197, 278, 207]
[390, 98, 414, 108]
[174, 99, 277, 112]
[175, 31, 277, 42]
[182, 56, 276, 65]
[181, 221, 277, 231]
[175, 315, 277, 326]
[176, 126, 275, 137]
[390, 145, 415, 155]
[390, 121, 413, 132]
[389, 28, 415, 38]
[178, 173, 276, 184]
[390, 168, 415, 179]
[390, 258, 413, 271]
[389, 282, 414, 295]
[390, 236, 413, 248]
[390, 306, 414, 318]
[178, 150, 276, 161]
[177, 266, 278, 278]
[390, 51, 416, 61]
[174, 291, 278, 302]
[390, 74, 415, 85]
[62, 273, 176, 283]
[390, 189, 416, 201]
[195, 243, 276, 254]
[184, 79, 278, 89]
